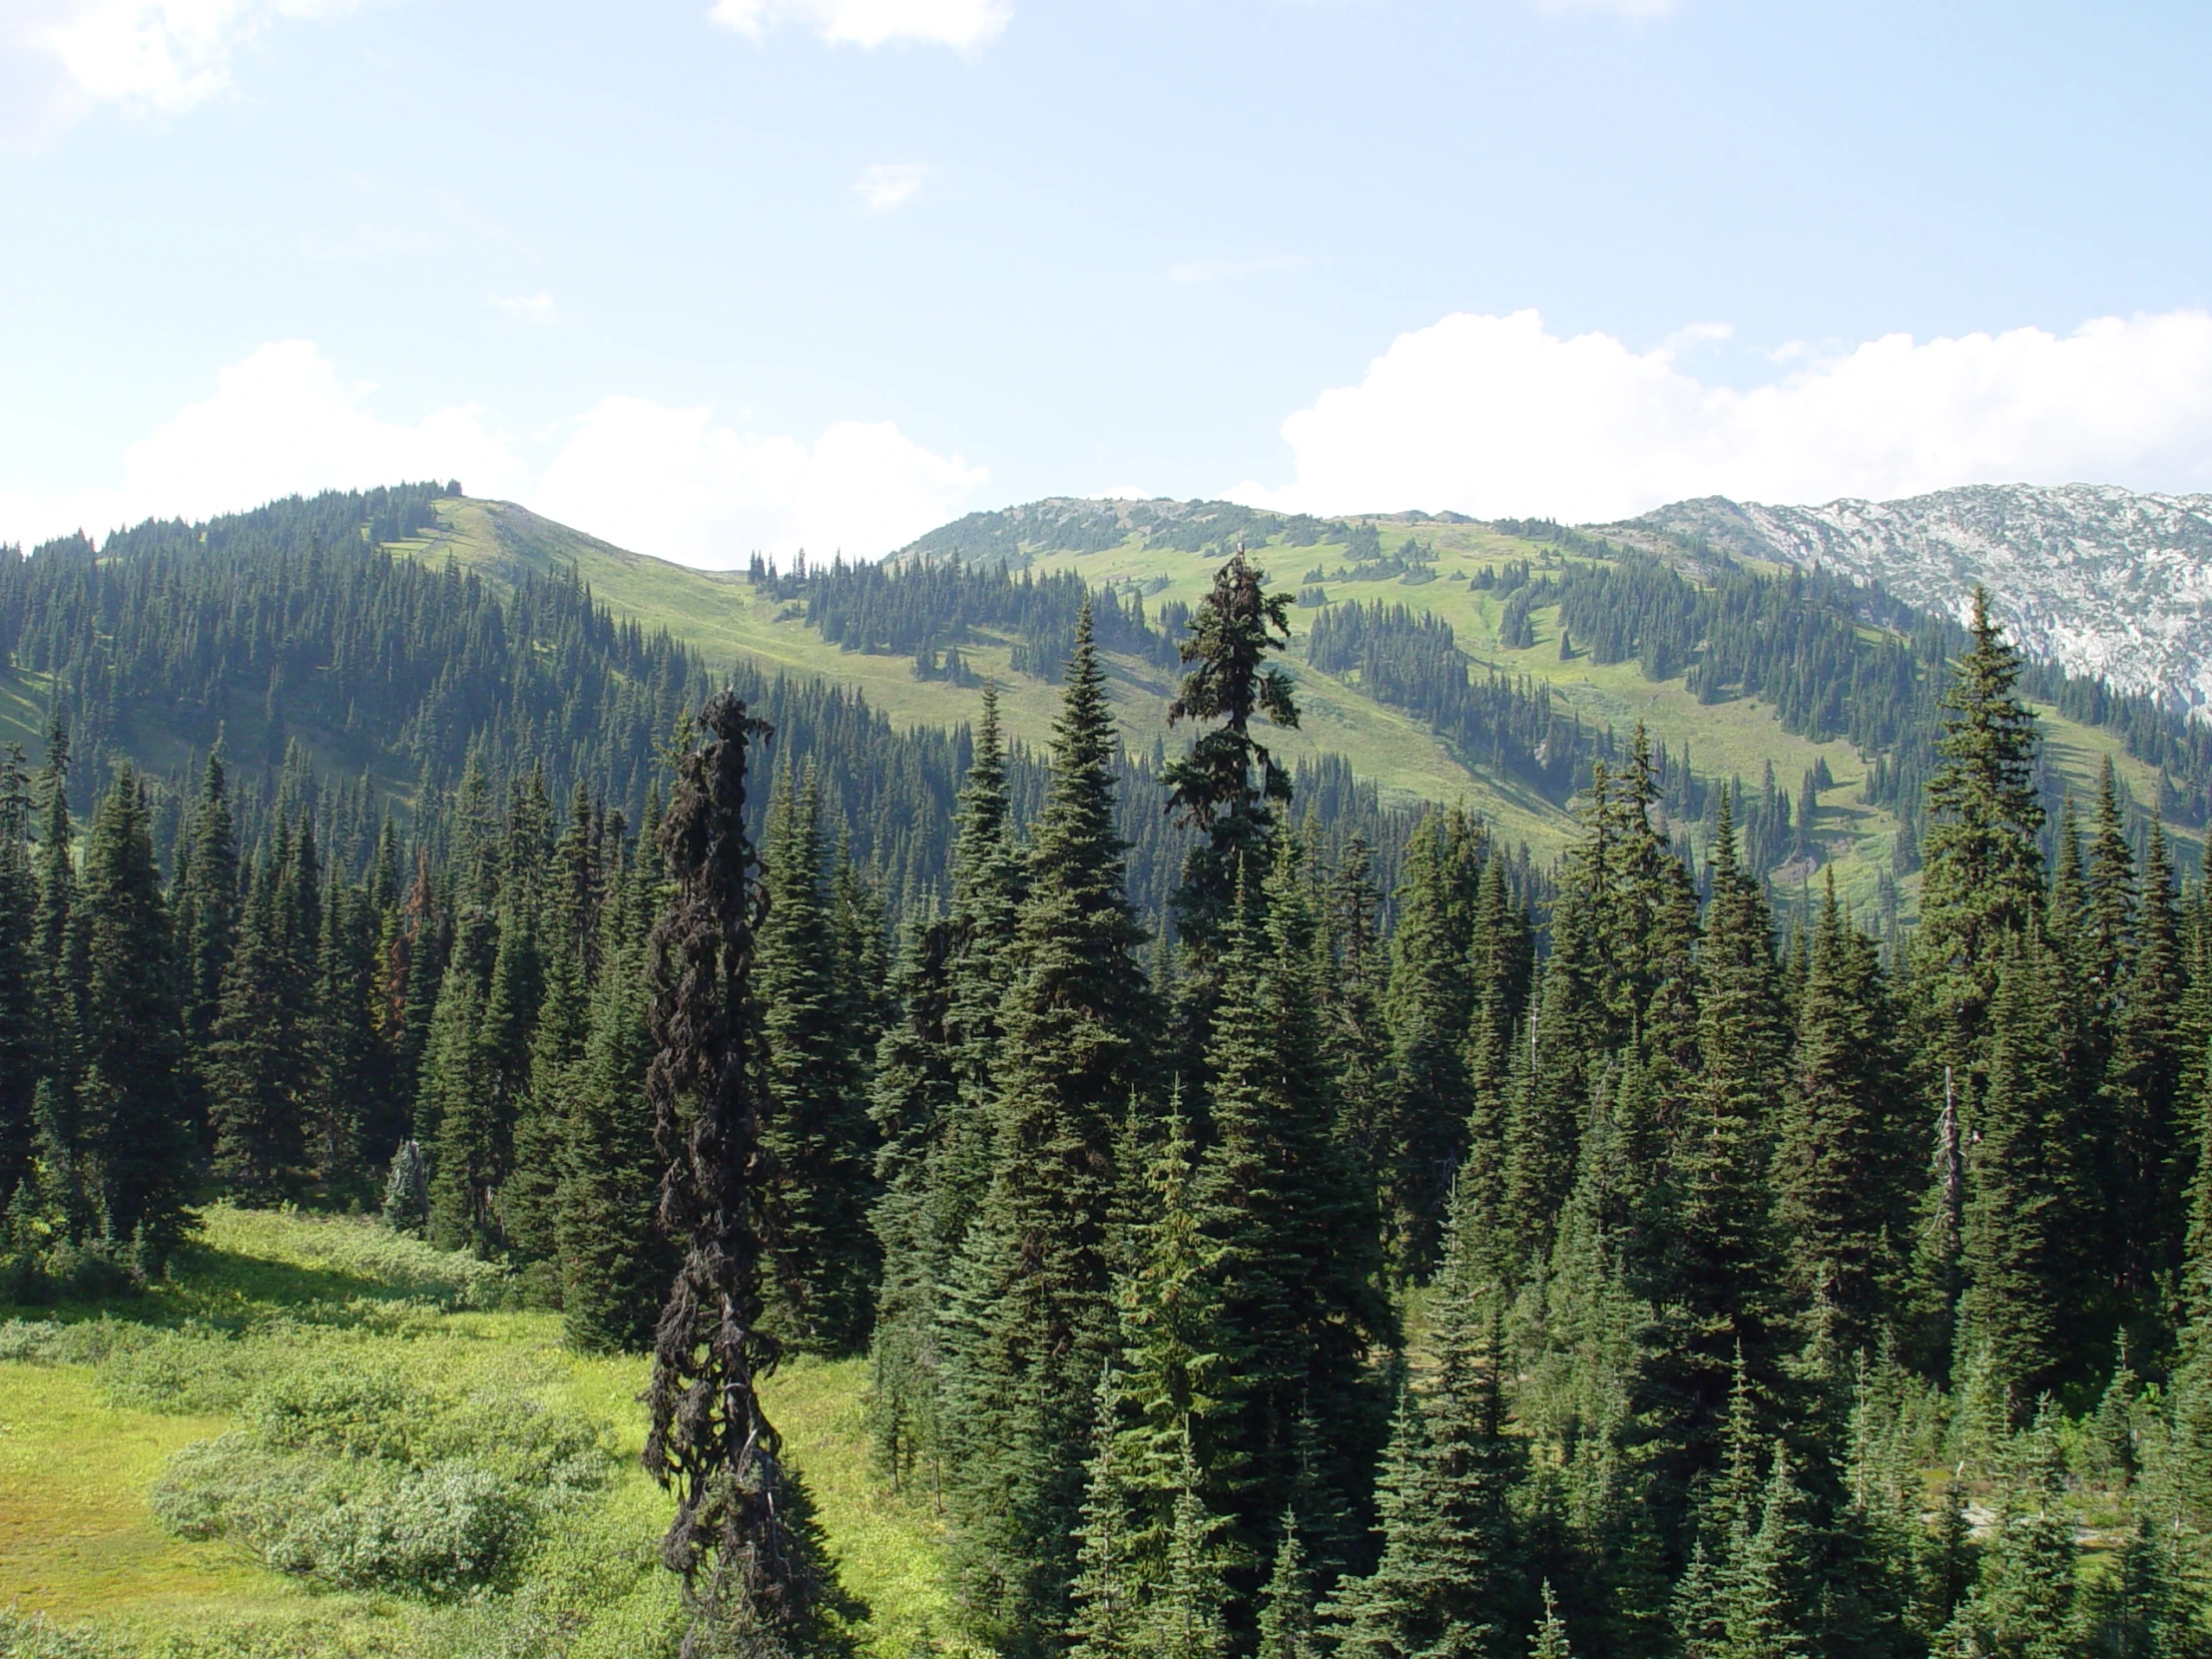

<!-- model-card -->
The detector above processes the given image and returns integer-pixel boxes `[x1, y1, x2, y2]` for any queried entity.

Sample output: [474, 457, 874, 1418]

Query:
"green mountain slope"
[390, 494, 2189, 917]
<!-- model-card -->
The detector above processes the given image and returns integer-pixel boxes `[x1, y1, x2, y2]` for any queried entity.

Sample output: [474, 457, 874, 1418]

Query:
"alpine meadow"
[12, 477, 2212, 1659]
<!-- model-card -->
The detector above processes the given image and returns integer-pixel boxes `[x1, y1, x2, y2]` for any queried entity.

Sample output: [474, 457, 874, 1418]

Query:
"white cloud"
[0, 340, 523, 546]
[1235, 308, 2212, 522]
[491, 291, 559, 324]
[853, 161, 936, 213]
[1167, 254, 1306, 285]
[534, 398, 986, 564]
[0, 342, 987, 568]
[708, 0, 1008, 49]
[1, 0, 360, 144]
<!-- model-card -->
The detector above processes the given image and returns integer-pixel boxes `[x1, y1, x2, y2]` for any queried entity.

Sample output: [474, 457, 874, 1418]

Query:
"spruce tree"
[1957, 932, 2096, 1409]
[1911, 587, 2045, 1312]
[1162, 549, 1300, 1072]
[207, 845, 306, 1201]
[1331, 1195, 1523, 1659]
[940, 604, 1153, 1658]
[1197, 847, 1390, 1592]
[175, 748, 240, 1137]
[1378, 808, 1482, 1278]
[756, 762, 877, 1355]
[1255, 1514, 1322, 1659]
[2105, 818, 2185, 1361]
[0, 748, 40, 1211]
[558, 848, 671, 1352]
[75, 769, 193, 1258]
[1773, 872, 1913, 1354]
[642, 691, 855, 1659]
[1632, 794, 1790, 1556]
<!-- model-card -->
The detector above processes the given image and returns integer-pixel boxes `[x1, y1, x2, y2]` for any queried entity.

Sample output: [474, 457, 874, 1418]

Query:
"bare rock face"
[1613, 484, 2212, 715]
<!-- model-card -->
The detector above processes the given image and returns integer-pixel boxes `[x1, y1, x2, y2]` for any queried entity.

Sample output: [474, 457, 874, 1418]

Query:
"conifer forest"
[13, 489, 2212, 1659]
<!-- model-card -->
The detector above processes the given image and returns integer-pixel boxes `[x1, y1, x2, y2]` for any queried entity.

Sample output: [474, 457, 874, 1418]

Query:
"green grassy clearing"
[0, 1208, 953, 1659]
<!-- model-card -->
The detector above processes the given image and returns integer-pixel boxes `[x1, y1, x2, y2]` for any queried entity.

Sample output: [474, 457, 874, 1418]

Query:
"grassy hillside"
[0, 1209, 955, 1658]
[388, 496, 2190, 912]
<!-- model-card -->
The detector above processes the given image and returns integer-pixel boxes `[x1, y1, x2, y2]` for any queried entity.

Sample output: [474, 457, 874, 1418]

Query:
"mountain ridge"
[1609, 482, 2212, 715]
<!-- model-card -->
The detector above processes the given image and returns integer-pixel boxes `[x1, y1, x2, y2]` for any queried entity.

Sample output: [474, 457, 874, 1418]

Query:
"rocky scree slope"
[1614, 484, 2212, 715]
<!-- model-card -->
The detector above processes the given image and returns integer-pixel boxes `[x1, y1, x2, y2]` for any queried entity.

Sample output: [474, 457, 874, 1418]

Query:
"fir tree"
[757, 762, 878, 1355]
[1162, 549, 1300, 1071]
[1773, 872, 1914, 1354]
[1957, 933, 2096, 1409]
[0, 748, 40, 1211]
[207, 844, 307, 1201]
[941, 604, 1153, 1658]
[1203, 847, 1393, 1600]
[1378, 808, 1482, 1279]
[75, 769, 193, 1258]
[175, 748, 240, 1134]
[1256, 1514, 1322, 1659]
[558, 851, 670, 1353]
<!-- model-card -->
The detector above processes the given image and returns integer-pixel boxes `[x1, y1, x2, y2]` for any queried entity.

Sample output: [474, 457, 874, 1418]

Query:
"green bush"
[269, 1460, 535, 1595]
[147, 1346, 616, 1600]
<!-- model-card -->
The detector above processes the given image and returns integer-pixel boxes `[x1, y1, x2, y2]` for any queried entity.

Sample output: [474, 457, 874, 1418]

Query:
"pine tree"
[1950, 1419, 2079, 1659]
[642, 691, 855, 1659]
[941, 605, 1153, 1658]
[75, 769, 193, 1259]
[32, 716, 80, 1124]
[506, 791, 595, 1265]
[1715, 1443, 1817, 1659]
[757, 763, 877, 1356]
[1529, 1584, 1574, 1659]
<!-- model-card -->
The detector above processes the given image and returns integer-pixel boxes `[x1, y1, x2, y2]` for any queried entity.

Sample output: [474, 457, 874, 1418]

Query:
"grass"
[0, 1208, 954, 1658]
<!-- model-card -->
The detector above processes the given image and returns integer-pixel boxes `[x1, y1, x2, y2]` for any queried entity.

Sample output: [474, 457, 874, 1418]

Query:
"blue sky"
[4, 0, 2210, 564]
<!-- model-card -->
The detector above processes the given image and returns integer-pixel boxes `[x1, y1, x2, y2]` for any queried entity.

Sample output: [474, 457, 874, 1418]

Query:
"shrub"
[270, 1460, 535, 1595]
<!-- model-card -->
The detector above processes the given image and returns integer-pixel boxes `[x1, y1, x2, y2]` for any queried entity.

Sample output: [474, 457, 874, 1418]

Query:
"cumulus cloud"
[0, 341, 522, 546]
[0, 342, 985, 568]
[1236, 308, 2212, 522]
[708, 0, 1008, 49]
[853, 161, 936, 213]
[1, 0, 360, 145]
[534, 398, 986, 564]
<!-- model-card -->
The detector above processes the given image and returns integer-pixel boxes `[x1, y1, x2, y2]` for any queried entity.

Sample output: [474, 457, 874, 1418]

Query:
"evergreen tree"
[75, 769, 193, 1258]
[1958, 932, 2097, 1408]
[558, 849, 670, 1353]
[1256, 1514, 1322, 1659]
[2105, 818, 2185, 1361]
[1162, 549, 1300, 1070]
[175, 748, 240, 1135]
[1331, 1219, 1523, 1659]
[1378, 808, 1482, 1278]
[941, 605, 1153, 1658]
[1912, 590, 2045, 1364]
[1198, 846, 1391, 1592]
[1773, 872, 1914, 1354]
[207, 844, 307, 1200]
[0, 748, 40, 1211]
[643, 691, 855, 1659]
[1632, 793, 1791, 1559]
[757, 762, 878, 1355]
